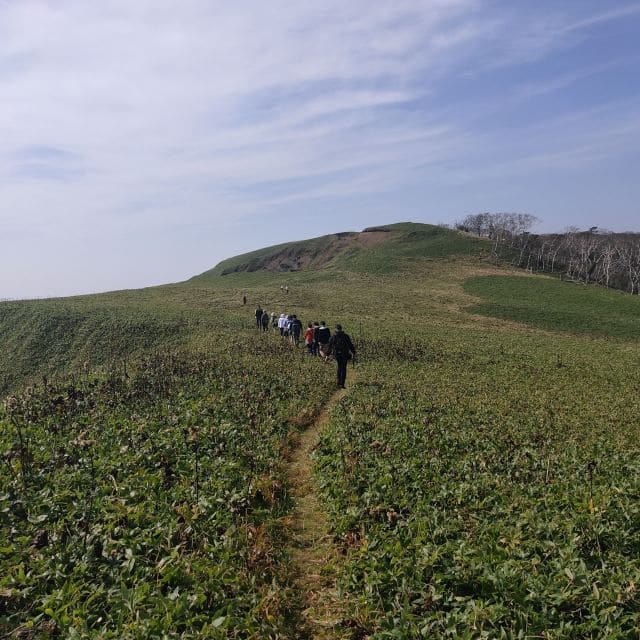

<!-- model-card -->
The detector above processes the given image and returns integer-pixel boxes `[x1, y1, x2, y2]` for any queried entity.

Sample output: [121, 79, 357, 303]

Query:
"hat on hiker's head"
[336, 324, 342, 331]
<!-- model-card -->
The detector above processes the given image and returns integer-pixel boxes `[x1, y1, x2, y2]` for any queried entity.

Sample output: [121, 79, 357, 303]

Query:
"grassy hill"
[1, 222, 639, 638]
[191, 222, 488, 279]
[0, 223, 487, 395]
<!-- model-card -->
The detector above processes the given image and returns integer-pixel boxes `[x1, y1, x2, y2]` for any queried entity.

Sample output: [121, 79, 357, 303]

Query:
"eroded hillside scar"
[285, 385, 351, 639]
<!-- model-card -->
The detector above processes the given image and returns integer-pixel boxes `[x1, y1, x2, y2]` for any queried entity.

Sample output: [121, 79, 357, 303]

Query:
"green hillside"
[191, 222, 488, 280]
[1, 223, 486, 395]
[465, 275, 640, 339]
[1, 222, 639, 638]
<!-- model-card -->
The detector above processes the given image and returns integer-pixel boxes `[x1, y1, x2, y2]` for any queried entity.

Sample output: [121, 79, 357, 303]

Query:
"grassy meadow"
[1, 224, 638, 638]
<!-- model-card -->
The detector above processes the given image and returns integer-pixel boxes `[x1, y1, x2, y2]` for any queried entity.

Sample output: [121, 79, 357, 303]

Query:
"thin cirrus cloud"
[561, 3, 640, 33]
[0, 0, 639, 298]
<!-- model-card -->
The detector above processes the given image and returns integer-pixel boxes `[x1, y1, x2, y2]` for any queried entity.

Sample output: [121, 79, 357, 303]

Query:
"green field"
[465, 275, 640, 339]
[1, 224, 638, 638]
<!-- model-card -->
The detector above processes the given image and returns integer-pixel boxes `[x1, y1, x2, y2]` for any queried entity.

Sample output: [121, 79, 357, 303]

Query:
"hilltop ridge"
[190, 222, 487, 279]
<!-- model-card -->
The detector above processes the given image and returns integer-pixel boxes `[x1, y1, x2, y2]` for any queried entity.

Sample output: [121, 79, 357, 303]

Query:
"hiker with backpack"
[316, 321, 331, 359]
[328, 324, 356, 389]
[311, 321, 320, 355]
[290, 315, 302, 346]
[261, 310, 270, 332]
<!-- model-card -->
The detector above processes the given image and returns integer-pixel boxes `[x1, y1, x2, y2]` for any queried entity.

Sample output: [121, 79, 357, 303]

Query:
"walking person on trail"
[255, 306, 263, 329]
[284, 314, 293, 338]
[261, 310, 270, 332]
[271, 312, 278, 332]
[278, 313, 287, 336]
[304, 323, 314, 355]
[328, 324, 356, 389]
[290, 315, 302, 346]
[312, 321, 320, 355]
[316, 321, 331, 360]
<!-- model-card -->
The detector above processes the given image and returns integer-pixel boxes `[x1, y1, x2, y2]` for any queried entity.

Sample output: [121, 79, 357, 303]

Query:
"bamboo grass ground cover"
[1, 337, 334, 638]
[315, 331, 639, 638]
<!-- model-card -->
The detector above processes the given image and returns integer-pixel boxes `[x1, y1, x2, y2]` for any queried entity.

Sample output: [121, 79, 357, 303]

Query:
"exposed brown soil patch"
[221, 230, 393, 274]
[356, 230, 390, 248]
[270, 235, 357, 273]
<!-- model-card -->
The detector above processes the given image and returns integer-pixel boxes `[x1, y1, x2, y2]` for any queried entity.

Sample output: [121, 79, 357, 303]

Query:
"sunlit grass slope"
[465, 274, 640, 339]
[0, 286, 221, 395]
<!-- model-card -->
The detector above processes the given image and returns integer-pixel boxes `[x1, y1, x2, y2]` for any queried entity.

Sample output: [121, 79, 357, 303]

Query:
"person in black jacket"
[328, 324, 356, 389]
[312, 321, 320, 355]
[316, 321, 331, 359]
[290, 314, 302, 346]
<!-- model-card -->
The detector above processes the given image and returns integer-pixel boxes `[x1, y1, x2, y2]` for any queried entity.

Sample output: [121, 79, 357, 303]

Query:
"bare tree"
[618, 238, 640, 294]
[458, 214, 640, 294]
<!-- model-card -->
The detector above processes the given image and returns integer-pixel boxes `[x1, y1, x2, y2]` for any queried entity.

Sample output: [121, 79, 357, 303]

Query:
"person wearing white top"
[278, 313, 287, 336]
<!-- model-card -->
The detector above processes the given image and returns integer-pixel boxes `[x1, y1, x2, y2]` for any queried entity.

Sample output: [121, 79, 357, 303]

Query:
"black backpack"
[332, 332, 351, 358]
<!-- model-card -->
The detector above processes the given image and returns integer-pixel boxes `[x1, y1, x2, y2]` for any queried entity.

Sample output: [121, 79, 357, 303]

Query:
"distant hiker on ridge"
[329, 324, 356, 389]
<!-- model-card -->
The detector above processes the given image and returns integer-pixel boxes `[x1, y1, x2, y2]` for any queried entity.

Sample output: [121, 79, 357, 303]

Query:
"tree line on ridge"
[455, 212, 640, 294]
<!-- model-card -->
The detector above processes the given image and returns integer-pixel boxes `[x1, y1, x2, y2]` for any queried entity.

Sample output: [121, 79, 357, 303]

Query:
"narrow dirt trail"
[285, 384, 352, 639]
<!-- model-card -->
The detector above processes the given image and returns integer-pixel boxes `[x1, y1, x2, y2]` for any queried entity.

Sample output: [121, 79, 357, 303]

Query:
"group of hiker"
[253, 305, 356, 388]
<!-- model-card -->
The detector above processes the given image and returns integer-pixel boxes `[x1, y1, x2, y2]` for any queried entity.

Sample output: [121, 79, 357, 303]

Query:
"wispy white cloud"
[0, 0, 639, 297]
[562, 3, 640, 33]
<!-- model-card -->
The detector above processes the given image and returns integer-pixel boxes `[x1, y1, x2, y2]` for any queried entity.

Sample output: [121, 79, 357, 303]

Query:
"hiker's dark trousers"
[336, 355, 349, 387]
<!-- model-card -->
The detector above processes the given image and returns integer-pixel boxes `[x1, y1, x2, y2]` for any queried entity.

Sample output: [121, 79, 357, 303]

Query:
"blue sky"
[1, 0, 639, 298]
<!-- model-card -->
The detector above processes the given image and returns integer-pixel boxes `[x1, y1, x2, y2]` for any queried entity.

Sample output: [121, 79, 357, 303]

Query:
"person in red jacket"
[304, 323, 314, 354]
